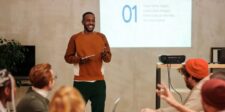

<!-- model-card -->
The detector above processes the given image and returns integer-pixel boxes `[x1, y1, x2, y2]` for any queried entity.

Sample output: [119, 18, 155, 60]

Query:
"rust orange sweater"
[64, 32, 111, 81]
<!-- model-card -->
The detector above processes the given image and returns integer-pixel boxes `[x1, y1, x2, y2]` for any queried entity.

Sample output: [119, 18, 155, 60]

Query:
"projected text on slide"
[100, 0, 192, 47]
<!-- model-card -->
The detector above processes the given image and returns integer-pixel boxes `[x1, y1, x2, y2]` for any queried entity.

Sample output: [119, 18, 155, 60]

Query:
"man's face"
[183, 76, 194, 89]
[82, 14, 95, 32]
[180, 67, 194, 90]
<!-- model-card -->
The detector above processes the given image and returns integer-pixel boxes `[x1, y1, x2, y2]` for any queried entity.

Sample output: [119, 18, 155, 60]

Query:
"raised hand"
[156, 83, 177, 107]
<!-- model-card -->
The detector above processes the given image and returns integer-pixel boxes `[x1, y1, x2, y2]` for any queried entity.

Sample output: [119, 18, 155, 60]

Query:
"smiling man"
[64, 12, 112, 112]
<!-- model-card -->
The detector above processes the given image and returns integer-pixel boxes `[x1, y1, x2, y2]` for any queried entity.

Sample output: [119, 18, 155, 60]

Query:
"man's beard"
[186, 83, 193, 90]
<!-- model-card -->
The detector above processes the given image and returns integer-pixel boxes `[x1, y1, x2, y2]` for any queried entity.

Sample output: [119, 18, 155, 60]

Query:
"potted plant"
[0, 37, 27, 74]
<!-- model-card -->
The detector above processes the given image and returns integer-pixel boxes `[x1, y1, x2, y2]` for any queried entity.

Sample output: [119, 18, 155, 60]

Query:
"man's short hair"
[82, 12, 95, 21]
[29, 63, 53, 89]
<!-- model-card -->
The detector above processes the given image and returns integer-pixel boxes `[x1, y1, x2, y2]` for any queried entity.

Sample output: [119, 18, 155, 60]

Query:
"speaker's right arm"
[64, 36, 80, 64]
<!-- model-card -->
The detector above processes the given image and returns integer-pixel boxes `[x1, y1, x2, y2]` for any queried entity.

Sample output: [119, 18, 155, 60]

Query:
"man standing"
[17, 63, 56, 112]
[64, 12, 112, 112]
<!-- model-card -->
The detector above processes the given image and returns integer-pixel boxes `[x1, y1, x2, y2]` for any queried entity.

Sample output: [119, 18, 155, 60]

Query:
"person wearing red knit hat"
[141, 58, 210, 112]
[185, 58, 209, 79]
[201, 79, 225, 112]
[182, 58, 209, 89]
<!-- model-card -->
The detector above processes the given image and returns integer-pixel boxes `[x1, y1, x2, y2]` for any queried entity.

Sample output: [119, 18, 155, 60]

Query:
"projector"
[159, 55, 186, 64]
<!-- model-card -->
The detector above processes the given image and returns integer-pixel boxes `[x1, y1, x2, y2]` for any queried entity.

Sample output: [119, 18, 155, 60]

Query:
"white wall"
[1, 0, 225, 112]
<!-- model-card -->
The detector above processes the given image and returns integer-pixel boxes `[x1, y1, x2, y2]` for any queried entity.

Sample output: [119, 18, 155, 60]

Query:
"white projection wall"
[100, 0, 192, 47]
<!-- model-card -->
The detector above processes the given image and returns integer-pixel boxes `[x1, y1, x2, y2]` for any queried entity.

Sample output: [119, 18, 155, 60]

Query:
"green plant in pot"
[0, 37, 27, 75]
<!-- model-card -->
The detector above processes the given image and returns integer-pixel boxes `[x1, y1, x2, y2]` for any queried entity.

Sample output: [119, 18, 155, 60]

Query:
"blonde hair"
[49, 86, 85, 112]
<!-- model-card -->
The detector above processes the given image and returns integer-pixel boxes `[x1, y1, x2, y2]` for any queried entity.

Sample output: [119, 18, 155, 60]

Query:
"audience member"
[201, 79, 225, 112]
[49, 86, 85, 112]
[141, 58, 209, 112]
[0, 69, 16, 112]
[154, 71, 225, 112]
[17, 63, 56, 112]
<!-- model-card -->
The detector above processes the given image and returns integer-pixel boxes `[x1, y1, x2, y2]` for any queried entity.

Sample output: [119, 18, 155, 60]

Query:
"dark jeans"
[73, 80, 106, 112]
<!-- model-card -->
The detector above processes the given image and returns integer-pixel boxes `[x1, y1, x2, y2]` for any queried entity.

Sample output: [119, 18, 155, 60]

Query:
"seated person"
[17, 63, 56, 112]
[201, 78, 225, 112]
[49, 86, 85, 112]
[0, 69, 16, 112]
[155, 78, 225, 112]
[141, 58, 209, 112]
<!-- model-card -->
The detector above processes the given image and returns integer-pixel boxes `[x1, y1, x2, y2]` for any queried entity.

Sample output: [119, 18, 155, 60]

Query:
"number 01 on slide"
[100, 0, 192, 48]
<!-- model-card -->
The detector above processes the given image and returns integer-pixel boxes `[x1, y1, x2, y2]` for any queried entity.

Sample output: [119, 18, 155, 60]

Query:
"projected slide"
[100, 0, 192, 47]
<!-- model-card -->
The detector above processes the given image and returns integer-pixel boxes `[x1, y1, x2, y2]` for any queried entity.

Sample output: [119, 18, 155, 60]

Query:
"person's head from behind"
[49, 86, 85, 112]
[180, 58, 209, 89]
[201, 79, 225, 112]
[210, 71, 225, 81]
[82, 12, 95, 32]
[0, 69, 15, 107]
[29, 63, 55, 91]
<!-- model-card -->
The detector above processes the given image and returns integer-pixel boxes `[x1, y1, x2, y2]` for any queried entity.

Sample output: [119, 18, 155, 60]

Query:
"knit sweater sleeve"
[101, 34, 112, 63]
[64, 35, 80, 64]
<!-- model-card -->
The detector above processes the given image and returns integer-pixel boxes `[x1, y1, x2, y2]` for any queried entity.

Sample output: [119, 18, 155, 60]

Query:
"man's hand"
[156, 83, 178, 107]
[156, 83, 195, 112]
[79, 57, 91, 64]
